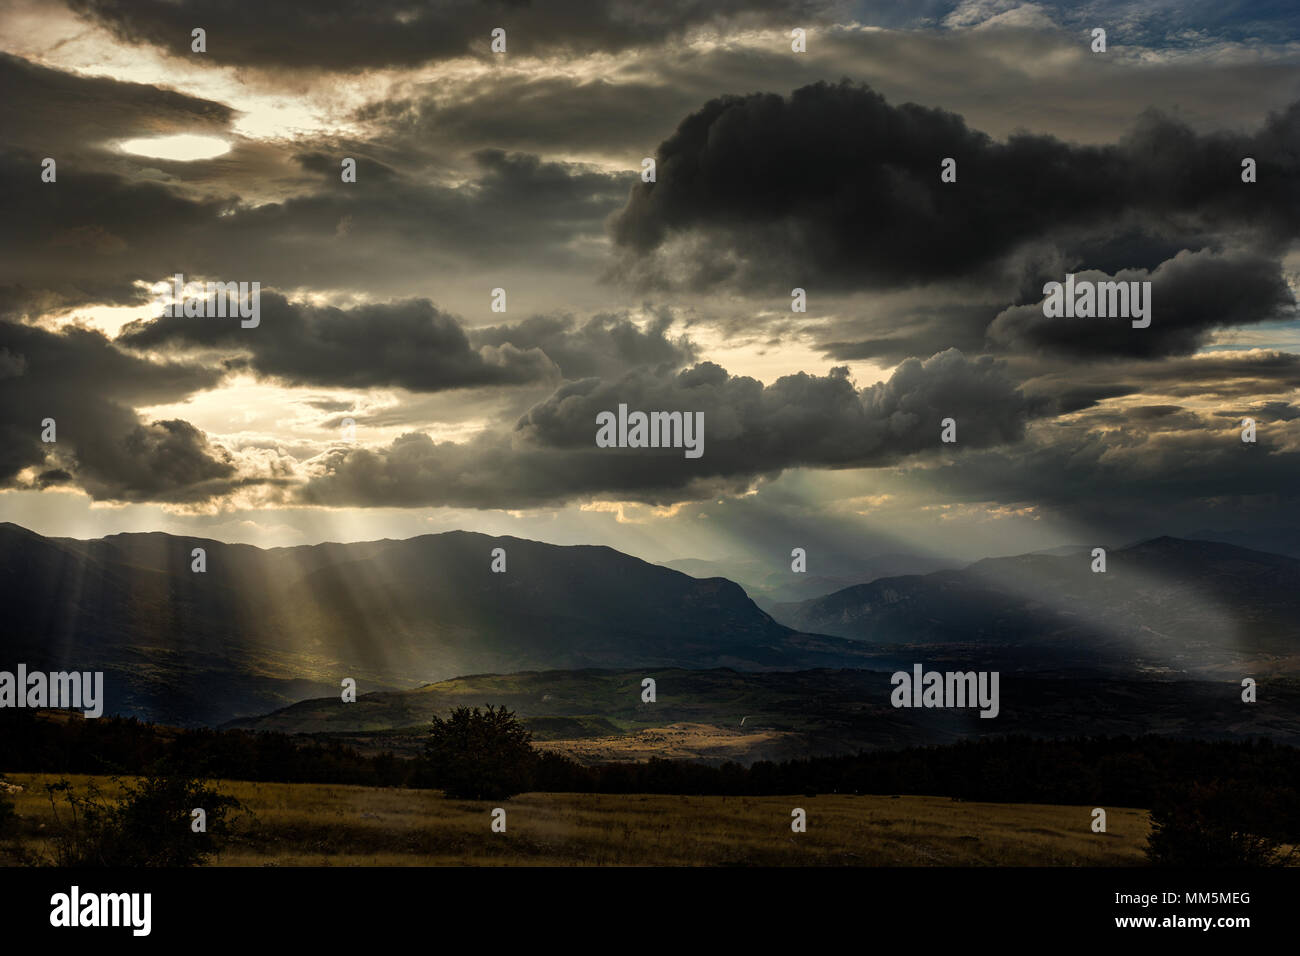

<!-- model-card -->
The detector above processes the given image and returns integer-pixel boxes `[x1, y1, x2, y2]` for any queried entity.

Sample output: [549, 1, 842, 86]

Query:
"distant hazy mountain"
[1183, 528, 1300, 560]
[660, 552, 958, 605]
[1025, 544, 1099, 557]
[769, 537, 1300, 678]
[0, 523, 879, 724]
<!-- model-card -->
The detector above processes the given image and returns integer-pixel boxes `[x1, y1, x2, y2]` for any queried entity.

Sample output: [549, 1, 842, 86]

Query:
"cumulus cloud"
[610, 81, 1300, 294]
[299, 349, 1029, 507]
[119, 293, 560, 391]
[987, 248, 1296, 358]
[913, 409, 1300, 517]
[0, 320, 243, 501]
[471, 309, 697, 379]
[120, 293, 710, 392]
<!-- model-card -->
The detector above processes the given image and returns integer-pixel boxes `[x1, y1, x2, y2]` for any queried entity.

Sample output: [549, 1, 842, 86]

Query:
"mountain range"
[2, 523, 1295, 726]
[659, 552, 958, 606]
[0, 522, 877, 723]
[768, 536, 1300, 677]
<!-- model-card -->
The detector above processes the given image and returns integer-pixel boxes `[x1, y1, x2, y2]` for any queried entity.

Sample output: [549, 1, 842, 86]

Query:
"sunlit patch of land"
[535, 721, 806, 763]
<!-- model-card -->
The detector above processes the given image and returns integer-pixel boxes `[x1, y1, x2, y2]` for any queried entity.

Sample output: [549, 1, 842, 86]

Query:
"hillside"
[225, 667, 1300, 763]
[0, 523, 879, 724]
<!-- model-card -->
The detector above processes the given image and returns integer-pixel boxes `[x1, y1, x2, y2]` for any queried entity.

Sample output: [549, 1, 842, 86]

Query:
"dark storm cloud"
[266, 147, 626, 286]
[36, 468, 73, 488]
[350, 23, 1300, 170]
[119, 292, 558, 391]
[0, 143, 624, 316]
[470, 309, 697, 379]
[351, 72, 697, 164]
[886, 342, 1300, 535]
[303, 398, 356, 413]
[1077, 404, 1207, 432]
[75, 417, 241, 502]
[1016, 350, 1300, 417]
[816, 303, 995, 364]
[67, 0, 835, 71]
[0, 146, 226, 318]
[0, 281, 151, 323]
[518, 349, 1028, 457]
[200, 148, 625, 292]
[1138, 353, 1300, 399]
[119, 294, 703, 392]
[0, 320, 240, 501]
[987, 248, 1296, 359]
[0, 52, 233, 154]
[1043, 383, 1142, 414]
[294, 151, 399, 183]
[298, 348, 1029, 507]
[610, 80, 1300, 293]
[911, 413, 1300, 520]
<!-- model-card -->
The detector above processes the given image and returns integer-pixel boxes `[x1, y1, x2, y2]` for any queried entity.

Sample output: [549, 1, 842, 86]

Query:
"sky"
[0, 0, 1297, 572]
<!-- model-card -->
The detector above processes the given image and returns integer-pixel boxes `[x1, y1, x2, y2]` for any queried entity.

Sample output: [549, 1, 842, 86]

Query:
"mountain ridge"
[768, 535, 1300, 677]
[0, 522, 883, 724]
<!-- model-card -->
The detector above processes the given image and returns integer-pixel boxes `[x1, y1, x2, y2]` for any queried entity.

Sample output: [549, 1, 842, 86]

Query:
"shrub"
[43, 771, 244, 866]
[1146, 781, 1295, 867]
[0, 776, 15, 836]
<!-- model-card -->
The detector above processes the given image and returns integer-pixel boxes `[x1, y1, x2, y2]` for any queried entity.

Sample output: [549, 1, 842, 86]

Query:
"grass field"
[1, 773, 1150, 866]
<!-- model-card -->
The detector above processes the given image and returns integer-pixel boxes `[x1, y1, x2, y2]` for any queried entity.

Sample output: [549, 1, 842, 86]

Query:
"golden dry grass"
[2, 773, 1151, 866]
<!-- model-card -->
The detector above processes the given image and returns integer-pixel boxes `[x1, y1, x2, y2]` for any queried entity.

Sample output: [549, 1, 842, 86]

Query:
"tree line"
[4, 707, 1299, 863]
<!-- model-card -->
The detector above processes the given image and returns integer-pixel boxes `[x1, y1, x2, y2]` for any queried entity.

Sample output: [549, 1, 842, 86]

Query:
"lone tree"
[424, 705, 537, 800]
